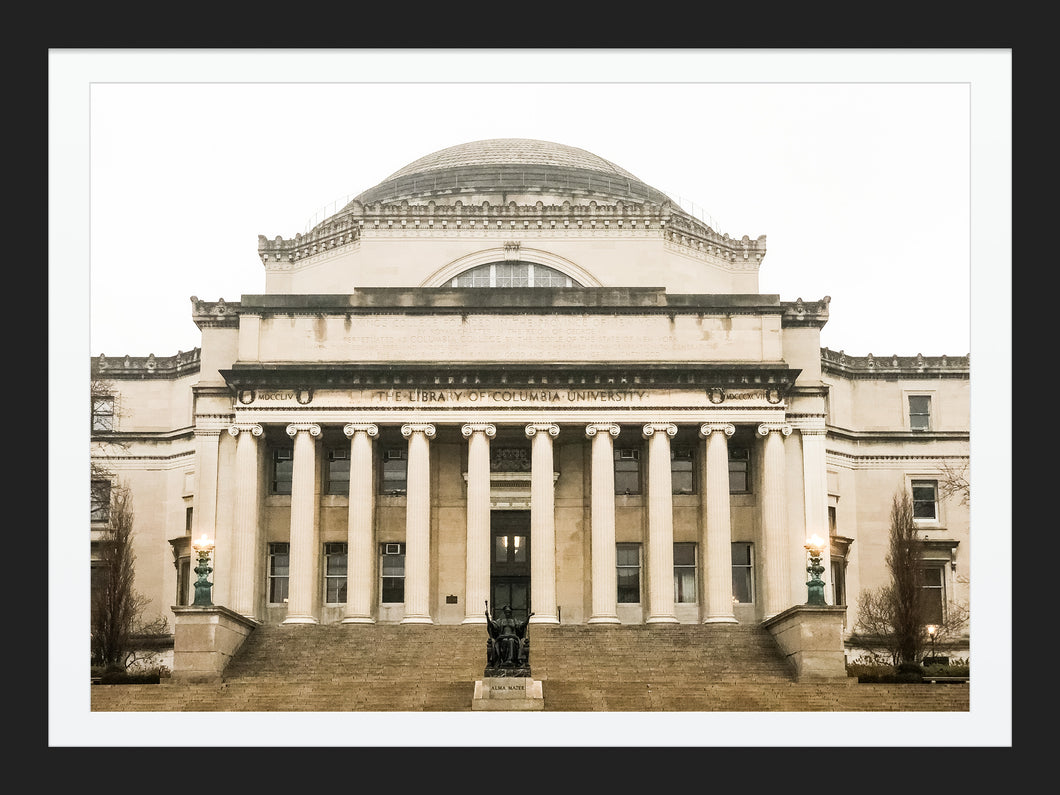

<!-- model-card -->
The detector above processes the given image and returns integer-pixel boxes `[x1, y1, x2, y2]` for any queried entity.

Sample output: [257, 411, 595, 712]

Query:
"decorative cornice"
[92, 348, 201, 379]
[780, 297, 830, 329]
[257, 199, 766, 269]
[821, 347, 969, 378]
[190, 297, 240, 331]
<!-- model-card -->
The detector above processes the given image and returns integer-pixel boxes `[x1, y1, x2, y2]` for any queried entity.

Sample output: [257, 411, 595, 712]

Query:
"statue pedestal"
[472, 676, 544, 711]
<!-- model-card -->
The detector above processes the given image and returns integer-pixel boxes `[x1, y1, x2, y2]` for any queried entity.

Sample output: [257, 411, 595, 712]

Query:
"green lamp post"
[192, 534, 215, 606]
[804, 534, 828, 606]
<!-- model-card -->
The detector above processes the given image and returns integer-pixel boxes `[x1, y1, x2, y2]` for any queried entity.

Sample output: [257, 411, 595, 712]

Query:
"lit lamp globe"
[191, 534, 215, 606]
[804, 534, 827, 605]
[926, 623, 939, 661]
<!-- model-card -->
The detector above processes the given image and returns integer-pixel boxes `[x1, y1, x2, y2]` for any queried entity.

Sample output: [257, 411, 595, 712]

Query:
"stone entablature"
[92, 348, 201, 379]
[221, 363, 800, 394]
[821, 347, 969, 377]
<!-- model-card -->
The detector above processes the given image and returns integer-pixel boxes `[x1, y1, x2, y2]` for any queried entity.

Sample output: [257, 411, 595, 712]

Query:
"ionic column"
[643, 422, 679, 624]
[799, 424, 833, 604]
[227, 423, 263, 619]
[699, 423, 738, 624]
[526, 423, 560, 624]
[461, 422, 495, 624]
[191, 426, 223, 601]
[283, 422, 321, 624]
[343, 423, 378, 623]
[758, 423, 792, 619]
[586, 423, 621, 624]
[401, 423, 435, 624]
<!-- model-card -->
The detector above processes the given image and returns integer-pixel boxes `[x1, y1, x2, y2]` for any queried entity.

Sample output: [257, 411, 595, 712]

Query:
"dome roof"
[350, 138, 674, 208]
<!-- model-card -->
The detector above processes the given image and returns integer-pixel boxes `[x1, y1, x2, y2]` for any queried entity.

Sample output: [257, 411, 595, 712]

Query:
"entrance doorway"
[490, 511, 530, 623]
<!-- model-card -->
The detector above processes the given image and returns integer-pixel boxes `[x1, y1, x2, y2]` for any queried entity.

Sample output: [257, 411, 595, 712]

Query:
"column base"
[341, 616, 375, 624]
[281, 616, 318, 625]
[703, 615, 739, 624]
[400, 615, 434, 624]
[528, 615, 559, 625]
[645, 615, 680, 624]
[462, 615, 487, 624]
[588, 615, 621, 624]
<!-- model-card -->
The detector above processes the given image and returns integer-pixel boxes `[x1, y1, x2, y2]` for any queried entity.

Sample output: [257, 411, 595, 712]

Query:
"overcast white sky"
[62, 51, 1007, 361]
[51, 50, 1011, 748]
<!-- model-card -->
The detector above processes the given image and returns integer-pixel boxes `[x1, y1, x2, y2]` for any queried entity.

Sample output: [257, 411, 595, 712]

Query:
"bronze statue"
[484, 600, 533, 674]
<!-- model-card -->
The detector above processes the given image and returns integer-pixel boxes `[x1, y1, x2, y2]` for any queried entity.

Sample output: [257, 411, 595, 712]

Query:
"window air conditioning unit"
[619, 449, 640, 460]
[385, 449, 404, 461]
[385, 543, 402, 555]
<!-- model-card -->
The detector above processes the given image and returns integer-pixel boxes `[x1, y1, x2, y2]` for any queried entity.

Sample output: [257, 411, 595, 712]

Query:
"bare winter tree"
[887, 489, 924, 668]
[91, 479, 148, 668]
[90, 375, 124, 481]
[852, 488, 949, 668]
[937, 451, 970, 506]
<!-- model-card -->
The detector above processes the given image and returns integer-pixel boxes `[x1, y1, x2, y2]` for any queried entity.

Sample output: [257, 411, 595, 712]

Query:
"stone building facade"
[90, 139, 970, 660]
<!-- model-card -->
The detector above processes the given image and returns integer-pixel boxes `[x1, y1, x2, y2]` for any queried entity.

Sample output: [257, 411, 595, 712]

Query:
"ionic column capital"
[642, 422, 678, 439]
[460, 422, 497, 439]
[401, 423, 436, 439]
[228, 423, 263, 438]
[756, 423, 792, 438]
[343, 423, 379, 438]
[699, 423, 735, 439]
[285, 423, 321, 438]
[585, 423, 620, 439]
[525, 423, 560, 438]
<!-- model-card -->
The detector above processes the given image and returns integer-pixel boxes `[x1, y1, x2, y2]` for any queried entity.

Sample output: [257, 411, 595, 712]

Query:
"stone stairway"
[90, 622, 970, 712]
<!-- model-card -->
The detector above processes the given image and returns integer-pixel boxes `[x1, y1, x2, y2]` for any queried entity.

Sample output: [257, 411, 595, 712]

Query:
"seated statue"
[485, 601, 533, 671]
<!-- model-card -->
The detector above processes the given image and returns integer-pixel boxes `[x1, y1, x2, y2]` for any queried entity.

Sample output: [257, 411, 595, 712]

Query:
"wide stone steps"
[90, 622, 970, 712]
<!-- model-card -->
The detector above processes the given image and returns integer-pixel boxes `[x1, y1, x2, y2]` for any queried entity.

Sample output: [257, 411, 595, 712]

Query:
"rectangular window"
[326, 447, 351, 495]
[176, 555, 191, 606]
[830, 559, 846, 606]
[268, 542, 290, 604]
[91, 480, 111, 523]
[828, 505, 837, 535]
[909, 395, 932, 431]
[271, 447, 293, 495]
[673, 542, 697, 603]
[729, 447, 750, 494]
[920, 565, 945, 624]
[91, 395, 114, 431]
[731, 542, 754, 604]
[381, 449, 408, 495]
[614, 447, 641, 495]
[616, 542, 642, 603]
[185, 506, 194, 533]
[324, 542, 348, 603]
[380, 542, 406, 603]
[912, 479, 939, 521]
[671, 447, 695, 495]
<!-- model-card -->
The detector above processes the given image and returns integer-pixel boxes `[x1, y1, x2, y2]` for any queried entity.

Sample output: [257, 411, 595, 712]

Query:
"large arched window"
[450, 261, 581, 287]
